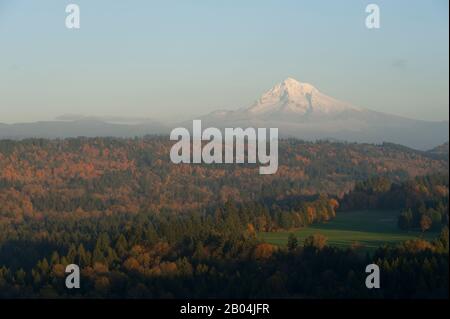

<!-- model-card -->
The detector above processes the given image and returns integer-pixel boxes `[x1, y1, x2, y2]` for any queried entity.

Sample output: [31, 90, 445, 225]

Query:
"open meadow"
[259, 210, 438, 252]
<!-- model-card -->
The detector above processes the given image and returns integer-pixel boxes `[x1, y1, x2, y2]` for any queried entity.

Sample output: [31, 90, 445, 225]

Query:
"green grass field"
[258, 210, 438, 252]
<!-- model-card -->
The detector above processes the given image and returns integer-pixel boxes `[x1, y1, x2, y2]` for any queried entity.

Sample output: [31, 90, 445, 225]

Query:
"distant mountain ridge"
[0, 118, 169, 139]
[0, 78, 448, 150]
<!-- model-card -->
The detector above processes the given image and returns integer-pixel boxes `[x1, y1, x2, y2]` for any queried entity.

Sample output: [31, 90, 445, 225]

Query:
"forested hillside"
[0, 138, 448, 298]
[0, 138, 447, 223]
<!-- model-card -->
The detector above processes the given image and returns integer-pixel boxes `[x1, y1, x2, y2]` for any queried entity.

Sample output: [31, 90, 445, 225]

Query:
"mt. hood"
[198, 78, 448, 150]
[247, 77, 360, 116]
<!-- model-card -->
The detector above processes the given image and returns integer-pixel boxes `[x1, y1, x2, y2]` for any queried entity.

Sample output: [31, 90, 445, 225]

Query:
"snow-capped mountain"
[197, 78, 449, 150]
[1, 78, 447, 150]
[247, 77, 360, 116]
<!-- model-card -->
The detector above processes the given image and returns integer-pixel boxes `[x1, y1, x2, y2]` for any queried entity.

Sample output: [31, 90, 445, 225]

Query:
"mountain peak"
[280, 77, 318, 97]
[247, 78, 355, 115]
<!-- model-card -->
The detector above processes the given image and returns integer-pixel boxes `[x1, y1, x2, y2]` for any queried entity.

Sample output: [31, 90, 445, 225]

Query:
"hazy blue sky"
[0, 0, 448, 123]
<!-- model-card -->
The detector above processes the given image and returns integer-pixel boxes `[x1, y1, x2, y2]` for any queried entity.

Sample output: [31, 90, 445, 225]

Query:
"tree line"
[341, 174, 449, 232]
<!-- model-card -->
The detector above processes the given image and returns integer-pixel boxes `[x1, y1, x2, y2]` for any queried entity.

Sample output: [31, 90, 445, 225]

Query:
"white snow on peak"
[281, 77, 318, 95]
[247, 77, 360, 115]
